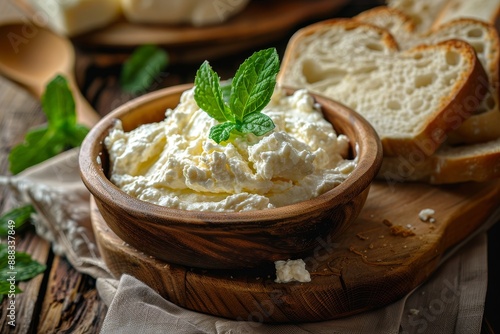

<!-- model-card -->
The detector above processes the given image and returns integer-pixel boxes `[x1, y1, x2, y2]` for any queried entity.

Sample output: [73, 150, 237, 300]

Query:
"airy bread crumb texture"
[279, 20, 485, 156]
[356, 7, 500, 144]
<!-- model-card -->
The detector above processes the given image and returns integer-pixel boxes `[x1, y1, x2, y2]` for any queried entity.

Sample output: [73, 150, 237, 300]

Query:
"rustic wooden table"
[0, 0, 498, 333]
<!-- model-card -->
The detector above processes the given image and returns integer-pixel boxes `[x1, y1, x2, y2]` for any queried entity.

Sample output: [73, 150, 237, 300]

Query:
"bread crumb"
[356, 233, 369, 240]
[382, 219, 393, 227]
[409, 309, 420, 316]
[390, 225, 415, 237]
[419, 208, 435, 222]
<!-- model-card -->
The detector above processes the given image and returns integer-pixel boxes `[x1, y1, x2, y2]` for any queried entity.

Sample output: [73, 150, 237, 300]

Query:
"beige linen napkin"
[0, 148, 112, 279]
[0, 149, 495, 333]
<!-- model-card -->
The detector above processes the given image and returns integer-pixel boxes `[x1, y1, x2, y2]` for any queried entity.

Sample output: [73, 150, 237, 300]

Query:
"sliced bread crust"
[279, 19, 488, 157]
[386, 0, 450, 33]
[379, 139, 500, 184]
[356, 7, 500, 144]
[433, 0, 500, 29]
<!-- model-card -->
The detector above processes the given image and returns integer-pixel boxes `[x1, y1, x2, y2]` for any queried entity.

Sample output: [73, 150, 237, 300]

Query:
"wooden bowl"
[79, 84, 382, 269]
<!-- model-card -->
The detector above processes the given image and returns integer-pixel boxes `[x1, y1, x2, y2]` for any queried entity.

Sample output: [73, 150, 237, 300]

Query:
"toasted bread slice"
[386, 0, 450, 33]
[379, 139, 500, 184]
[278, 19, 488, 157]
[356, 7, 500, 144]
[433, 0, 500, 29]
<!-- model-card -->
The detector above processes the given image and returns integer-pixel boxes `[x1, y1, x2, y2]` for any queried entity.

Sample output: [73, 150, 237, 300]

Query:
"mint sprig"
[194, 48, 280, 143]
[8, 75, 89, 174]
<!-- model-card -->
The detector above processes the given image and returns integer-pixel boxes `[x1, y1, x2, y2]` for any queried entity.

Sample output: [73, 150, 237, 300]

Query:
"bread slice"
[386, 0, 450, 33]
[355, 6, 415, 44]
[433, 0, 500, 29]
[356, 7, 500, 144]
[379, 139, 500, 184]
[278, 19, 488, 157]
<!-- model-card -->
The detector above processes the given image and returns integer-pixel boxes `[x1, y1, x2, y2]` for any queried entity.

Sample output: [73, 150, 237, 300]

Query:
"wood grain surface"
[93, 179, 500, 322]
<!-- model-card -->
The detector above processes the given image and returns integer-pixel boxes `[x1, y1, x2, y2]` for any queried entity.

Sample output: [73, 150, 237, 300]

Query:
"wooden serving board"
[92, 180, 500, 323]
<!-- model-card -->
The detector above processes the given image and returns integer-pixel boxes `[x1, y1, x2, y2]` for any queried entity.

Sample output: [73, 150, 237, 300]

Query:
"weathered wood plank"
[37, 256, 106, 333]
[0, 232, 51, 334]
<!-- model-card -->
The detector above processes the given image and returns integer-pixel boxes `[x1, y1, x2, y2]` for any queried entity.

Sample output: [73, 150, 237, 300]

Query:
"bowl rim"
[79, 83, 382, 226]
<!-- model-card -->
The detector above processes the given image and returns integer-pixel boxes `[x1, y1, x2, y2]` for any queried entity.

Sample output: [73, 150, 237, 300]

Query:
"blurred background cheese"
[120, 0, 250, 27]
[25, 0, 121, 36]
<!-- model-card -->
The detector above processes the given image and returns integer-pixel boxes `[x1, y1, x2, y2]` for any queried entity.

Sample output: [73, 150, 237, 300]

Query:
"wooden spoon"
[0, 22, 100, 127]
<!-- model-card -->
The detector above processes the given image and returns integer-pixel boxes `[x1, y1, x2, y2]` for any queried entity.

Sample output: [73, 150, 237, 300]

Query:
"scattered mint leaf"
[229, 48, 280, 122]
[8, 75, 90, 174]
[0, 281, 22, 302]
[120, 45, 169, 94]
[0, 205, 35, 237]
[0, 244, 46, 301]
[194, 48, 279, 144]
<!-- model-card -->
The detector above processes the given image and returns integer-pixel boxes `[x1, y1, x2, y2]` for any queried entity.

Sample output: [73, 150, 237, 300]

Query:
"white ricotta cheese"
[120, 0, 250, 26]
[105, 87, 356, 212]
[274, 259, 311, 283]
[419, 208, 436, 222]
[26, 0, 121, 36]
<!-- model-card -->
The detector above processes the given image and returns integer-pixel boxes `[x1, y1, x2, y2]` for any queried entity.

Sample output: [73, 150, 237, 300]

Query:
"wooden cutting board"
[92, 180, 500, 323]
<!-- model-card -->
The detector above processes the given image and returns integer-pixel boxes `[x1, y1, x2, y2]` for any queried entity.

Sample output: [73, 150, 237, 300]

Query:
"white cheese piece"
[120, 0, 250, 26]
[26, 0, 121, 36]
[274, 259, 311, 283]
[105, 87, 356, 212]
[418, 208, 435, 222]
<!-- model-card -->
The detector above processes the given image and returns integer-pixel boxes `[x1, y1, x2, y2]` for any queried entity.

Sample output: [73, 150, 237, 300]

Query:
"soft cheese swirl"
[105, 87, 356, 212]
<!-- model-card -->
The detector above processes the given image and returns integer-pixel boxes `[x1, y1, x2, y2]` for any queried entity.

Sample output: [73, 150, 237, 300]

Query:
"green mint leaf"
[220, 79, 232, 104]
[42, 75, 76, 129]
[229, 48, 279, 121]
[0, 205, 35, 236]
[209, 122, 236, 143]
[194, 61, 233, 122]
[8, 75, 90, 174]
[0, 244, 46, 289]
[239, 112, 275, 136]
[194, 48, 279, 143]
[66, 124, 90, 148]
[120, 45, 169, 94]
[0, 281, 22, 301]
[9, 127, 64, 175]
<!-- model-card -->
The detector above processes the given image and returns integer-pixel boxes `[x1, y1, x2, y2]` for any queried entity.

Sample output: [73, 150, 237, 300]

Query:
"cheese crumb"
[274, 259, 311, 283]
[419, 209, 435, 222]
